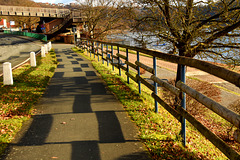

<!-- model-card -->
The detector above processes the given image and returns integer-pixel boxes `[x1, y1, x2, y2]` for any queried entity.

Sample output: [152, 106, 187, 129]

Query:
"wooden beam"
[176, 105, 240, 160]
[125, 61, 138, 70]
[135, 61, 155, 74]
[116, 53, 127, 60]
[151, 75, 181, 97]
[152, 93, 181, 122]
[136, 75, 155, 91]
[176, 81, 240, 129]
[125, 72, 137, 83]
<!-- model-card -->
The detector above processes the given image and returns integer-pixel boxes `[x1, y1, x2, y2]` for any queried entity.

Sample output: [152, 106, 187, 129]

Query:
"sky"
[33, 0, 76, 4]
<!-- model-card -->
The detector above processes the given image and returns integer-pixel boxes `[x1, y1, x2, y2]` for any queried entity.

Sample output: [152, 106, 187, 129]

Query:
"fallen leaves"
[51, 156, 58, 159]
[0, 51, 57, 155]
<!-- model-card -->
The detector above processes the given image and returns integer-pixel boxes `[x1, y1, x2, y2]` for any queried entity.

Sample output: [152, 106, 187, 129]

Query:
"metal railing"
[77, 38, 240, 160]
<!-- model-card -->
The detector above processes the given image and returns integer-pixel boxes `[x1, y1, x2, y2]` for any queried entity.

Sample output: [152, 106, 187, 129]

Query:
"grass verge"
[213, 84, 240, 96]
[73, 47, 231, 159]
[0, 50, 57, 155]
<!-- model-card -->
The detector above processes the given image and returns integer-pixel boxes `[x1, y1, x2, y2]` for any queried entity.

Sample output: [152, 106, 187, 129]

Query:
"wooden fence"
[76, 38, 240, 160]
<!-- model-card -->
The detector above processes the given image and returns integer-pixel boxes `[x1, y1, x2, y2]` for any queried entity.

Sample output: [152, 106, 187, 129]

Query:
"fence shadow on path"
[1, 46, 151, 160]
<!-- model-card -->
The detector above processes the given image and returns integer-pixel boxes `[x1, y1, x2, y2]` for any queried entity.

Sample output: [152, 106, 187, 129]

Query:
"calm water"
[107, 31, 240, 64]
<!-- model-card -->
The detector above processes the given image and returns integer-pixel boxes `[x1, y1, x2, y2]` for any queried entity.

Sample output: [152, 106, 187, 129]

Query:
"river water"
[107, 31, 240, 64]
[108, 32, 169, 52]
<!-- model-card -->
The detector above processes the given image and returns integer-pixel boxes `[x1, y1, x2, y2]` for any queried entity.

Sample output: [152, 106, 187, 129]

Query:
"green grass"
[73, 47, 229, 159]
[0, 50, 57, 155]
[213, 84, 240, 96]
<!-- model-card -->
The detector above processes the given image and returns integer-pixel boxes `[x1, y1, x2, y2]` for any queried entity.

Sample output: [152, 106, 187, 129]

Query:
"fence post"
[97, 42, 100, 62]
[106, 45, 109, 66]
[41, 46, 46, 57]
[90, 41, 92, 57]
[117, 46, 121, 76]
[3, 62, 13, 85]
[126, 49, 129, 84]
[44, 44, 48, 54]
[87, 40, 89, 55]
[30, 52, 37, 67]
[111, 45, 114, 71]
[181, 64, 186, 146]
[48, 42, 51, 51]
[137, 51, 141, 94]
[83, 39, 85, 51]
[92, 42, 96, 59]
[50, 41, 52, 50]
[101, 43, 104, 64]
[153, 56, 158, 113]
[93, 41, 95, 58]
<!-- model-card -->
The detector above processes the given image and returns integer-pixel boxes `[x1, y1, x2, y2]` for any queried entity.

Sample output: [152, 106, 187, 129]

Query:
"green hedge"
[4, 30, 47, 42]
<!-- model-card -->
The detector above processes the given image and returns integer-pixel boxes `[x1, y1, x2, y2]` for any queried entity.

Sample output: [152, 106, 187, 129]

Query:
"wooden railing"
[77, 38, 240, 159]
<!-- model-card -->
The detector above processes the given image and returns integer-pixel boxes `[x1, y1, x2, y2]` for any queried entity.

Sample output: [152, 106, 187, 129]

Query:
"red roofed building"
[0, 19, 7, 28]
[0, 19, 16, 28]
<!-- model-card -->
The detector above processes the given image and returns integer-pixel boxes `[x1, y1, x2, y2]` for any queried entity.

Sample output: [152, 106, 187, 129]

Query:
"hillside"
[0, 0, 40, 7]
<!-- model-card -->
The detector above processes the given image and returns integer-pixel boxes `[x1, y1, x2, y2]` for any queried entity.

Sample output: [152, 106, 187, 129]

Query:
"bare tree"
[0, 0, 40, 30]
[76, 0, 129, 40]
[129, 0, 240, 81]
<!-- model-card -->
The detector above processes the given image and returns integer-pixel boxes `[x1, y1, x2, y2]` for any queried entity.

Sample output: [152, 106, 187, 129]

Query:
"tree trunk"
[174, 48, 186, 108]
[176, 64, 182, 82]
[176, 48, 185, 83]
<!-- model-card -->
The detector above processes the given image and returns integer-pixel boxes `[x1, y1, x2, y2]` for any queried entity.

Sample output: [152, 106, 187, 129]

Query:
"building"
[57, 3, 64, 6]
[0, 19, 7, 28]
[0, 19, 17, 30]
[70, 3, 76, 6]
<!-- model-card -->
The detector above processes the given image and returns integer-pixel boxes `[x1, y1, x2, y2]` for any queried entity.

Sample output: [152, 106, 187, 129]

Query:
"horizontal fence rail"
[76, 38, 240, 160]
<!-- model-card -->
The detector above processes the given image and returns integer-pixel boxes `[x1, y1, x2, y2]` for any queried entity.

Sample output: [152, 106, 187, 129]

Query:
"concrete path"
[1, 44, 151, 160]
[0, 33, 44, 74]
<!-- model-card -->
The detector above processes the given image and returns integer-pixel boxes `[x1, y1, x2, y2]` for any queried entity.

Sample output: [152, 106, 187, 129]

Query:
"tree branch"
[204, 20, 240, 44]
[194, 7, 240, 30]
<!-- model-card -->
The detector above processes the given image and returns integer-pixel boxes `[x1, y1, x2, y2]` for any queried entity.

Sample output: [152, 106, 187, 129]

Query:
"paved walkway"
[2, 44, 151, 160]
